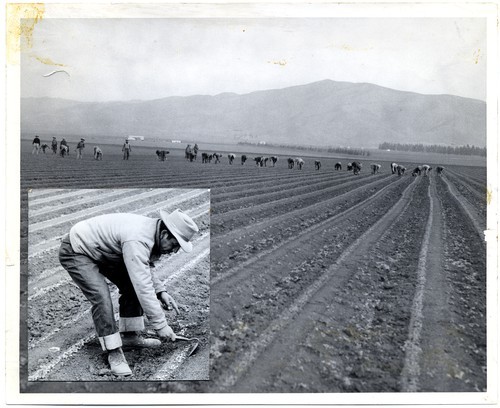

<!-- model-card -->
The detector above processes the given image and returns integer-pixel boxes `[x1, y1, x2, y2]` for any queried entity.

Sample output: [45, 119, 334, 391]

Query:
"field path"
[401, 176, 477, 391]
[399, 176, 454, 391]
[440, 174, 485, 241]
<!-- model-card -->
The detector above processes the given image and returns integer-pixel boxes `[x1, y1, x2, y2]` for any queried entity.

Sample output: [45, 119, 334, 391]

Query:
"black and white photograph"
[25, 188, 210, 382]
[4, 1, 498, 405]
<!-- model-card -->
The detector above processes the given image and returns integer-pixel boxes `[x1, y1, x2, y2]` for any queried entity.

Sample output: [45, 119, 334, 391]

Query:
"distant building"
[128, 136, 145, 141]
[172, 140, 182, 143]
[258, 141, 267, 145]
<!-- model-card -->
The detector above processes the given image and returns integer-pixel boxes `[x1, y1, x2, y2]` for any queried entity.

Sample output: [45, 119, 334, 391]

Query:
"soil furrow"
[407, 176, 484, 392]
[202, 179, 415, 392]
[21, 162, 331, 191]
[29, 189, 156, 220]
[212, 173, 376, 217]
[210, 175, 403, 275]
[29, 188, 102, 207]
[446, 168, 486, 191]
[210, 177, 422, 391]
[440, 174, 485, 241]
[212, 176, 408, 286]
[433, 175, 487, 391]
[28, 200, 210, 260]
[400, 179, 434, 391]
[443, 171, 485, 207]
[26, 188, 66, 198]
[211, 173, 357, 211]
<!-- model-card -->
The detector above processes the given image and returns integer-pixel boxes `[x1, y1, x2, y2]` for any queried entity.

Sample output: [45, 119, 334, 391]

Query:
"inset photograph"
[26, 188, 210, 381]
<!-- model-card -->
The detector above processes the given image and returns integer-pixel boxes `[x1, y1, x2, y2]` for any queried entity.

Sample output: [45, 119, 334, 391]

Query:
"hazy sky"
[21, 18, 486, 102]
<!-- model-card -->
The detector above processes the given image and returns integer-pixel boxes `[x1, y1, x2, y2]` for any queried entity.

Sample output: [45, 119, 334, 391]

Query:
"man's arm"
[122, 241, 170, 332]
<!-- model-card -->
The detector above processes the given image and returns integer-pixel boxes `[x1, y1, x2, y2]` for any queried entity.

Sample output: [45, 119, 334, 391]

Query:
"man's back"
[69, 213, 158, 260]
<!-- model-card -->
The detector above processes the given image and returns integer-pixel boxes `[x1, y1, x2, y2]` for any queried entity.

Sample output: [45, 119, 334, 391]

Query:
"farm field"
[20, 140, 487, 393]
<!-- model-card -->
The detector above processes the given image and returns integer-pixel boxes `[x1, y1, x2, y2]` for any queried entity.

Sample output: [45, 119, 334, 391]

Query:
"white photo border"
[3, 1, 498, 406]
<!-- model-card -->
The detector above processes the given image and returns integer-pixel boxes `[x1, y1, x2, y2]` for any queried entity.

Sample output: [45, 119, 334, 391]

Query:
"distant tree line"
[379, 142, 486, 157]
[326, 146, 370, 156]
[238, 142, 370, 156]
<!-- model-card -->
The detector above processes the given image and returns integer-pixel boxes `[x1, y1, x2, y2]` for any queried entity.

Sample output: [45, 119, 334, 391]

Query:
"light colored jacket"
[69, 213, 167, 330]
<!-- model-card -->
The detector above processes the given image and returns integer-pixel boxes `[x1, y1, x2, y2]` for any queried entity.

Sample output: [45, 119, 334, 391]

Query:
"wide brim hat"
[160, 209, 199, 253]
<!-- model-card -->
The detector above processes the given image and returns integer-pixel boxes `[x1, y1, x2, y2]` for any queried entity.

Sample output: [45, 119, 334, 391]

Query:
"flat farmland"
[20, 140, 487, 393]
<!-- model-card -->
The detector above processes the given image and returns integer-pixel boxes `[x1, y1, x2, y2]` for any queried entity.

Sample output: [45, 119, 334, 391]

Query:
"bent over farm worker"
[58, 209, 199, 376]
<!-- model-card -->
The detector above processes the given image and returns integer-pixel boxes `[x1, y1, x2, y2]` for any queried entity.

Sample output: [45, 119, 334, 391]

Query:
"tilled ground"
[20, 143, 487, 394]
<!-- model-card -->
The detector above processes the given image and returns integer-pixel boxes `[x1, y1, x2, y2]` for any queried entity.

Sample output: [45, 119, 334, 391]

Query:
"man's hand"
[156, 324, 176, 341]
[158, 291, 180, 315]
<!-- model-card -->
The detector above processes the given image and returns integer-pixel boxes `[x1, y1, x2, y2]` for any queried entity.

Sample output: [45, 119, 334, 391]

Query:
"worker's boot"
[121, 331, 161, 350]
[107, 347, 132, 376]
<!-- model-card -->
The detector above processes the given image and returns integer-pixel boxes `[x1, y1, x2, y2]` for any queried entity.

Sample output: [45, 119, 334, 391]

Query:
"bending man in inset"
[59, 209, 199, 376]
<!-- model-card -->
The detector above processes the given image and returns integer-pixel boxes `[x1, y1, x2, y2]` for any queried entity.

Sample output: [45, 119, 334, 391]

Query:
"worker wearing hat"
[58, 209, 199, 376]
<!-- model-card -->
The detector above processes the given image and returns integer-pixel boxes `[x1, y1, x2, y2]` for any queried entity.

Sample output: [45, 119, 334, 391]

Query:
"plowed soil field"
[20, 141, 487, 393]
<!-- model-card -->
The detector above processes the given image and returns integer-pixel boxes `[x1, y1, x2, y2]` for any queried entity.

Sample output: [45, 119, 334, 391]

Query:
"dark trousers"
[58, 235, 144, 346]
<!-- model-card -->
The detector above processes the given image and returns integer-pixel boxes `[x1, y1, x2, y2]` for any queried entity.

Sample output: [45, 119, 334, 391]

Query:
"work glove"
[157, 291, 180, 315]
[156, 324, 176, 341]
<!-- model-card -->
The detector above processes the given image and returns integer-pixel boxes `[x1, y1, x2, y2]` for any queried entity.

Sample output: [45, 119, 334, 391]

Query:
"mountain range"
[21, 80, 486, 148]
